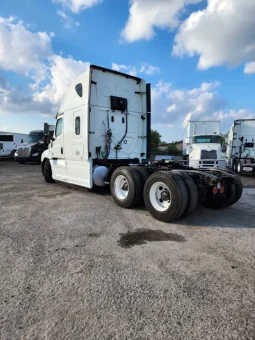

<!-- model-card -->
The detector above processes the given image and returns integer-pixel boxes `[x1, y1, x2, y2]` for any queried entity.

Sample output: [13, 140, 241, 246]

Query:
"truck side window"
[21, 139, 23, 143]
[55, 118, 63, 137]
[75, 117, 80, 135]
[75, 83, 82, 97]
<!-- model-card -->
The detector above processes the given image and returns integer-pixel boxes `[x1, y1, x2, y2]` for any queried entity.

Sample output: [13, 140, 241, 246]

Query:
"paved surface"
[0, 161, 255, 340]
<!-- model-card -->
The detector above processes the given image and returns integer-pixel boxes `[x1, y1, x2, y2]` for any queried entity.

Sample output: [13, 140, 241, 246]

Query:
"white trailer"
[183, 121, 226, 169]
[41, 65, 243, 222]
[226, 119, 255, 175]
[0, 132, 28, 158]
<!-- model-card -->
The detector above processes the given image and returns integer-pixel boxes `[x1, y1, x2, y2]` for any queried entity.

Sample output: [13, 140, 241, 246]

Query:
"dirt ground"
[0, 161, 255, 340]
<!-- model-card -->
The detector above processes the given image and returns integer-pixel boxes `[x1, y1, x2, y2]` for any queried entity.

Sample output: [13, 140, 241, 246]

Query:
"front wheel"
[43, 160, 54, 183]
[237, 161, 243, 175]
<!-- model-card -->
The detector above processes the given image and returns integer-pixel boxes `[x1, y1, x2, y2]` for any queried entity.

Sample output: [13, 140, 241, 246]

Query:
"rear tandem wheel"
[202, 169, 242, 209]
[110, 166, 143, 208]
[143, 171, 189, 222]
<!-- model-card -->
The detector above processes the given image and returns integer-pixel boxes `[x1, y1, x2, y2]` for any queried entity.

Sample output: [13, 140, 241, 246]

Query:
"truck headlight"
[14, 151, 18, 157]
[32, 153, 39, 156]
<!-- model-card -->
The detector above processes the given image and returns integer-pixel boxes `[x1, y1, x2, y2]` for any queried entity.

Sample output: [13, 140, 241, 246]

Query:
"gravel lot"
[0, 161, 255, 340]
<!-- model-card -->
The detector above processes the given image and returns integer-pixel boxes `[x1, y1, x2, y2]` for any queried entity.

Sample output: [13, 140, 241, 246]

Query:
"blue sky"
[0, 0, 255, 142]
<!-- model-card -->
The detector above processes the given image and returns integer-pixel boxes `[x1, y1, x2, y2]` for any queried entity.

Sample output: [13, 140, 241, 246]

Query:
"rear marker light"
[220, 186, 225, 193]
[213, 187, 218, 195]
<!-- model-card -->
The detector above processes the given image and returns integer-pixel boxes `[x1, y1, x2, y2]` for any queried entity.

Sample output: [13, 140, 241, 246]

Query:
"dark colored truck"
[16, 125, 54, 164]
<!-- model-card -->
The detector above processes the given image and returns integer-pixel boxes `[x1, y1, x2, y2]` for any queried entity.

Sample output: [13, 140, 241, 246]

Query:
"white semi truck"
[226, 119, 255, 175]
[41, 65, 242, 222]
[183, 121, 226, 169]
[0, 132, 28, 158]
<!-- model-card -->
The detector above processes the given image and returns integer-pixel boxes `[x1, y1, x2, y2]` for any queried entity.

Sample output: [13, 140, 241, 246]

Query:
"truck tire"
[221, 168, 243, 205]
[143, 171, 182, 222]
[166, 172, 188, 219]
[132, 166, 149, 186]
[203, 183, 235, 209]
[233, 160, 237, 172]
[222, 183, 236, 207]
[110, 166, 143, 208]
[44, 160, 54, 183]
[237, 161, 243, 175]
[19, 160, 26, 164]
[202, 189, 226, 209]
[173, 171, 198, 217]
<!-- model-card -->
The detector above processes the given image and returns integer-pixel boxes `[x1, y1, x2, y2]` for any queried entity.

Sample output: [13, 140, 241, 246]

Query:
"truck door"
[51, 117, 65, 159]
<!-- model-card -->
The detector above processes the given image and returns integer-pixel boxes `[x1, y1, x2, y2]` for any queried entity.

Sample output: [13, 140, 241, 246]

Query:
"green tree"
[151, 129, 162, 148]
[167, 144, 182, 156]
[219, 133, 225, 145]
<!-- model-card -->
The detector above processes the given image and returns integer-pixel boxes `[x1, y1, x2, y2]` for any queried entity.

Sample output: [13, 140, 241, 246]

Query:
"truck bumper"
[189, 160, 226, 169]
[241, 165, 255, 174]
[18, 155, 41, 163]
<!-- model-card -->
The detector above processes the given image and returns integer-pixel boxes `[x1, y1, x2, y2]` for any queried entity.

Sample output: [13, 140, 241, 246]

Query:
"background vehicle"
[183, 121, 226, 169]
[41, 65, 242, 222]
[0, 132, 28, 158]
[17, 126, 54, 164]
[226, 119, 255, 175]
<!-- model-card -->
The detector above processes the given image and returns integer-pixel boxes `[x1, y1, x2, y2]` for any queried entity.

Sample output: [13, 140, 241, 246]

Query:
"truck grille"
[201, 150, 217, 159]
[18, 147, 31, 157]
[202, 161, 215, 165]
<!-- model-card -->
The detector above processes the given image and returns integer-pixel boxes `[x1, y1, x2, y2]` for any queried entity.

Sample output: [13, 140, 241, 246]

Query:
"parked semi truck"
[16, 126, 54, 164]
[226, 119, 255, 175]
[183, 121, 226, 169]
[0, 132, 28, 158]
[41, 65, 242, 222]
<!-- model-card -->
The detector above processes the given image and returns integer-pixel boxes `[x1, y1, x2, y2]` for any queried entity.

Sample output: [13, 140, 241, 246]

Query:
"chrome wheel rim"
[114, 175, 129, 200]
[149, 181, 171, 212]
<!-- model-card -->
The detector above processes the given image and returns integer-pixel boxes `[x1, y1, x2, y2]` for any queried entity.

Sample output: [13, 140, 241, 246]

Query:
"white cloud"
[139, 63, 160, 75]
[173, 0, 255, 73]
[121, 0, 201, 42]
[152, 80, 255, 130]
[57, 10, 80, 29]
[244, 62, 255, 75]
[112, 63, 137, 76]
[34, 55, 89, 111]
[0, 55, 89, 116]
[214, 109, 254, 121]
[0, 17, 89, 116]
[151, 80, 226, 127]
[0, 126, 7, 131]
[53, 0, 103, 13]
[0, 16, 52, 80]
[112, 62, 160, 77]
